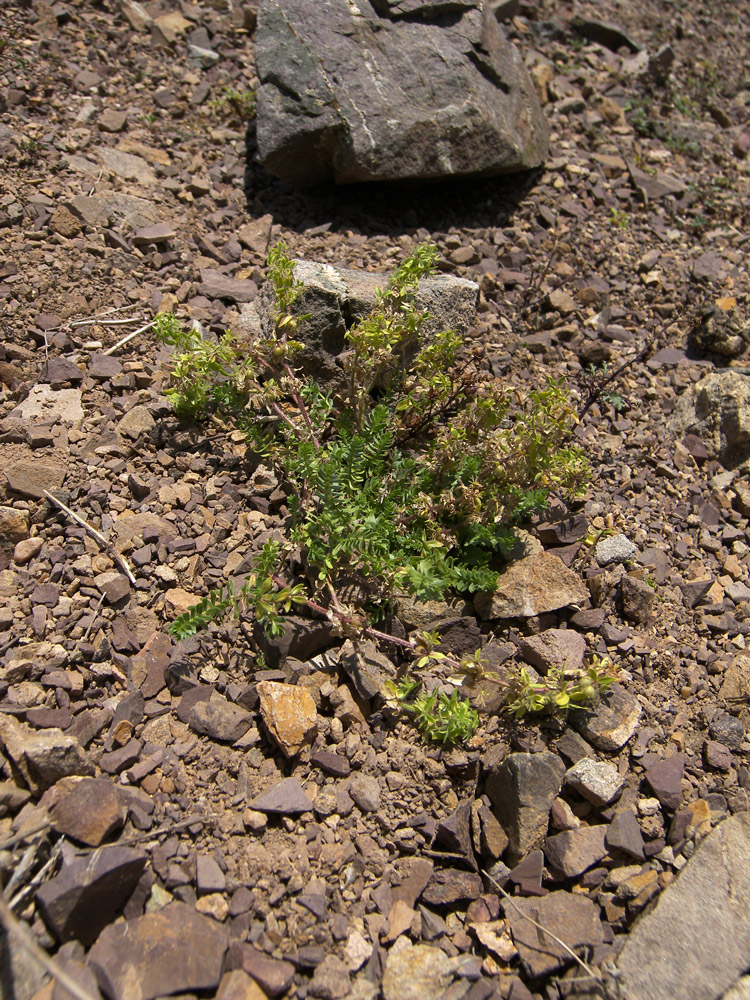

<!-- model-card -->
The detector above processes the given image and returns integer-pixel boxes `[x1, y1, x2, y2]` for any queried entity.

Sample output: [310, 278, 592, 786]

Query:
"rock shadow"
[243, 121, 544, 240]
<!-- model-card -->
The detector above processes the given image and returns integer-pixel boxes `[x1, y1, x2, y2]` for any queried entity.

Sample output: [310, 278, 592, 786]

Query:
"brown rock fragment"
[89, 902, 228, 1000]
[36, 847, 147, 945]
[0, 505, 30, 544]
[224, 943, 295, 998]
[256, 681, 317, 757]
[51, 777, 126, 846]
[475, 551, 588, 619]
[50, 205, 82, 237]
[216, 970, 270, 1000]
[506, 891, 604, 978]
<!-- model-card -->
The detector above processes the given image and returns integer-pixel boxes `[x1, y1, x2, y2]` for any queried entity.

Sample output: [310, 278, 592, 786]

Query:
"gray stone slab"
[617, 813, 750, 1000]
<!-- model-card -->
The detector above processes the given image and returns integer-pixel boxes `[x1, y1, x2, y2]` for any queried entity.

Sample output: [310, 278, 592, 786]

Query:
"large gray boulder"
[239, 259, 478, 394]
[254, 0, 548, 186]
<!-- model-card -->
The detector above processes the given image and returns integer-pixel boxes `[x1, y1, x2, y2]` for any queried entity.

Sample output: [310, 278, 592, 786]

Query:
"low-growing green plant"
[408, 688, 480, 746]
[211, 85, 256, 122]
[609, 207, 630, 231]
[17, 137, 42, 166]
[160, 243, 589, 624]
[160, 245, 598, 740]
[502, 657, 618, 718]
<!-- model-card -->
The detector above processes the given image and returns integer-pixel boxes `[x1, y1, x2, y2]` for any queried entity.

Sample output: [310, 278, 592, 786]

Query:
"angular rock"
[709, 712, 745, 750]
[50, 204, 83, 237]
[216, 970, 270, 1000]
[309, 955, 351, 1000]
[95, 571, 131, 604]
[382, 938, 455, 1000]
[89, 902, 228, 1000]
[506, 891, 604, 978]
[620, 575, 657, 624]
[249, 777, 313, 815]
[606, 808, 645, 860]
[485, 752, 565, 863]
[668, 372, 750, 468]
[6, 385, 84, 426]
[197, 854, 227, 894]
[704, 739, 733, 770]
[6, 458, 66, 499]
[570, 684, 641, 753]
[392, 858, 435, 908]
[475, 551, 588, 619]
[629, 165, 686, 201]
[617, 814, 750, 1000]
[339, 638, 394, 700]
[188, 693, 253, 742]
[199, 269, 258, 304]
[98, 147, 157, 185]
[347, 773, 382, 813]
[383, 899, 416, 944]
[36, 847, 147, 945]
[131, 223, 175, 245]
[435, 800, 475, 863]
[421, 869, 483, 906]
[0, 714, 92, 794]
[0, 505, 30, 544]
[516, 628, 586, 675]
[117, 404, 155, 440]
[474, 800, 509, 861]
[544, 825, 608, 880]
[679, 577, 713, 609]
[311, 749, 351, 777]
[645, 754, 685, 811]
[40, 357, 84, 383]
[595, 533, 637, 566]
[50, 777, 126, 846]
[469, 919, 517, 964]
[130, 631, 171, 698]
[255, 0, 548, 186]
[89, 354, 123, 380]
[564, 758, 625, 806]
[256, 680, 318, 757]
[225, 943, 295, 997]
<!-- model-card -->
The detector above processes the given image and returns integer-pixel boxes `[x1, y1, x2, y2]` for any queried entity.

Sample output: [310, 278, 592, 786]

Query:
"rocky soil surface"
[1, 2, 750, 1000]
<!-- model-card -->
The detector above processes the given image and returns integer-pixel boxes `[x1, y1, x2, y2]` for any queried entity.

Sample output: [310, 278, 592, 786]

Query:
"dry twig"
[102, 319, 156, 356]
[42, 491, 136, 586]
[483, 868, 599, 982]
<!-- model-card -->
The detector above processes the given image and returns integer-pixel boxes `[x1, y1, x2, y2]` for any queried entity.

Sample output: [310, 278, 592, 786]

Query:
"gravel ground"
[1, 2, 750, 999]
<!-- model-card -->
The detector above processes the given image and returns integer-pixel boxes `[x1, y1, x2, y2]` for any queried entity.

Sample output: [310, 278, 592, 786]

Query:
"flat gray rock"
[617, 813, 750, 1000]
[188, 694, 253, 742]
[5, 386, 83, 429]
[570, 683, 641, 753]
[255, 0, 547, 186]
